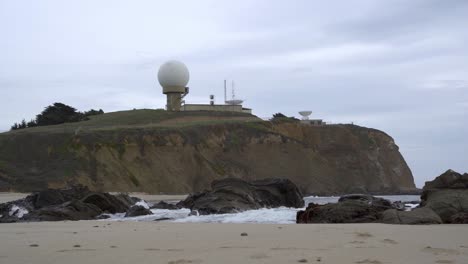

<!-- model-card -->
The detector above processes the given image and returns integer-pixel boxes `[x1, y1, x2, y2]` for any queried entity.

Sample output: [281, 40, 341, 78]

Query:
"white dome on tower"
[157, 60, 190, 88]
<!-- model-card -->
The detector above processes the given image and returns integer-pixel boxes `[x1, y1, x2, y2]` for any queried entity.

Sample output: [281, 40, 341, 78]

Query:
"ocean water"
[104, 195, 420, 224]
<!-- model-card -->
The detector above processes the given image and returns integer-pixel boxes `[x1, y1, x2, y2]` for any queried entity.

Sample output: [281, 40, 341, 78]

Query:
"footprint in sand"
[250, 253, 270, 259]
[56, 249, 97, 253]
[167, 259, 202, 264]
[167, 248, 184, 252]
[422, 246, 460, 256]
[219, 246, 252, 249]
[354, 232, 373, 238]
[355, 259, 382, 264]
[144, 248, 160, 251]
[270, 247, 309, 251]
[349, 240, 365, 244]
[381, 239, 398, 245]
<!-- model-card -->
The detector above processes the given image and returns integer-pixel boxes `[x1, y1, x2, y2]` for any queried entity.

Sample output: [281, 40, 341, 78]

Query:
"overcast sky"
[1, 0, 467, 187]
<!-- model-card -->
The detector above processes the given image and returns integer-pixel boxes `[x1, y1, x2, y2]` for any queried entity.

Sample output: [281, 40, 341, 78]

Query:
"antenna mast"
[224, 80, 227, 103]
[231, 80, 235, 100]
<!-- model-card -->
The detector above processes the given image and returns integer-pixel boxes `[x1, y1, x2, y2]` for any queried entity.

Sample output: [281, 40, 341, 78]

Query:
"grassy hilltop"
[6, 109, 261, 134]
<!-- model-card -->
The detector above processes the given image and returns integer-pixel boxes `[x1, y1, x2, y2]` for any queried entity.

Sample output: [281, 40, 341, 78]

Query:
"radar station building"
[299, 111, 325, 126]
[158, 60, 252, 114]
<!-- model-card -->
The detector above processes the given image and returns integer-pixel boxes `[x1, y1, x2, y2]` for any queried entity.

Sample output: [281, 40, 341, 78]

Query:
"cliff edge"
[0, 109, 416, 195]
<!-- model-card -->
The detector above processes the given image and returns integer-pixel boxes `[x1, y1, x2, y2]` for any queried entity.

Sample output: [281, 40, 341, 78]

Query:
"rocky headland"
[0, 109, 417, 196]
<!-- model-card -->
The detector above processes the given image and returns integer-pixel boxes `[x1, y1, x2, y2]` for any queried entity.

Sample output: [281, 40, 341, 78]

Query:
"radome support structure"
[158, 60, 190, 111]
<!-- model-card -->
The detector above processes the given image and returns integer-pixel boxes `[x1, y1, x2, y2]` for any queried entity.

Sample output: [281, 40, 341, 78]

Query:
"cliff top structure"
[158, 60, 251, 114]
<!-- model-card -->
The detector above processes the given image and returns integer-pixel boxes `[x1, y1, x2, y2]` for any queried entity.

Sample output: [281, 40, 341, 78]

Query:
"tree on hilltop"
[10, 103, 105, 131]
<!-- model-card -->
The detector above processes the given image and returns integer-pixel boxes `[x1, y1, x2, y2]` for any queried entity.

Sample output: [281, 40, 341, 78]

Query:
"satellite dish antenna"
[225, 80, 244, 105]
[299, 111, 312, 120]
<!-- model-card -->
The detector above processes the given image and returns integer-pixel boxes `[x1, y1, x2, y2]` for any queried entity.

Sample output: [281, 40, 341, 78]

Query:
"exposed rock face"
[296, 194, 394, 224]
[125, 205, 153, 217]
[24, 200, 103, 222]
[151, 201, 180, 210]
[0, 117, 416, 195]
[381, 208, 442, 225]
[81, 193, 133, 214]
[179, 178, 304, 215]
[421, 170, 468, 223]
[0, 185, 136, 223]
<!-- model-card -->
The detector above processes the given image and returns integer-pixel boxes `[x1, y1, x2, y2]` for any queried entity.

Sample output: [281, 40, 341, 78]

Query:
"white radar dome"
[158, 60, 190, 88]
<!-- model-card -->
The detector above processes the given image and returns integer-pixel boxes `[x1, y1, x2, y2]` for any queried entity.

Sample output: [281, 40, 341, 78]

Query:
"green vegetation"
[5, 109, 261, 134]
[11, 103, 104, 131]
[270, 113, 300, 123]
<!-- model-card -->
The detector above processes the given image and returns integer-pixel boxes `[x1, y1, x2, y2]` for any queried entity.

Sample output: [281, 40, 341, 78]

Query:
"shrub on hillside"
[10, 103, 104, 130]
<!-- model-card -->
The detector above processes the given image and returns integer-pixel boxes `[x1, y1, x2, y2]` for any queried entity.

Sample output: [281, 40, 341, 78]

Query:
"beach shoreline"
[0, 221, 467, 264]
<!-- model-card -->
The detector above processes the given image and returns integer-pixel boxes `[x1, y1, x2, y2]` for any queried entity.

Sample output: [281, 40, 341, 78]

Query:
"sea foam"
[102, 195, 420, 224]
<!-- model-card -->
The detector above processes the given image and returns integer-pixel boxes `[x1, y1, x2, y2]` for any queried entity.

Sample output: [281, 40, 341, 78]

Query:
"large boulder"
[421, 189, 468, 223]
[23, 200, 102, 221]
[0, 185, 138, 223]
[179, 178, 304, 215]
[81, 193, 133, 214]
[422, 170, 468, 190]
[381, 208, 442, 225]
[421, 170, 468, 223]
[297, 195, 394, 224]
[125, 205, 153, 217]
[29, 185, 92, 209]
[338, 194, 394, 210]
[151, 201, 180, 210]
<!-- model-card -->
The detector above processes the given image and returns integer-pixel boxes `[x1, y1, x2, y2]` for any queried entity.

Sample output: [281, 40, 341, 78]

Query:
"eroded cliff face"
[0, 122, 416, 195]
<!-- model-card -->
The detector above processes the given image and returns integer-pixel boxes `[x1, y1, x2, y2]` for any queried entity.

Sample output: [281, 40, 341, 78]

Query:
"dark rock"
[420, 170, 468, 223]
[176, 192, 206, 209]
[381, 208, 442, 224]
[124, 205, 152, 217]
[30, 185, 91, 209]
[153, 217, 173, 221]
[81, 193, 133, 214]
[179, 178, 304, 215]
[297, 195, 394, 224]
[0, 186, 139, 223]
[298, 202, 379, 223]
[422, 170, 468, 190]
[188, 210, 199, 216]
[23, 200, 102, 221]
[420, 189, 468, 223]
[150, 201, 180, 210]
[338, 194, 393, 210]
[96, 214, 111, 219]
[450, 212, 468, 224]
[392, 201, 406, 211]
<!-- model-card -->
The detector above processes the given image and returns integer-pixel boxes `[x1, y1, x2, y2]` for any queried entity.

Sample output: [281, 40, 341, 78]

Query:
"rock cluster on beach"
[0, 185, 142, 223]
[297, 169, 468, 225]
[420, 169, 468, 224]
[178, 178, 304, 215]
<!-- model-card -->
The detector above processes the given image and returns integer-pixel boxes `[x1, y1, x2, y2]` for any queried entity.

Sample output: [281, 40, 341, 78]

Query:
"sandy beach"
[0, 221, 467, 264]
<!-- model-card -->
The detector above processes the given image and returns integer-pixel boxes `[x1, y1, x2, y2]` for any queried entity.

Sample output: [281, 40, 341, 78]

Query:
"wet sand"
[0, 221, 467, 264]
